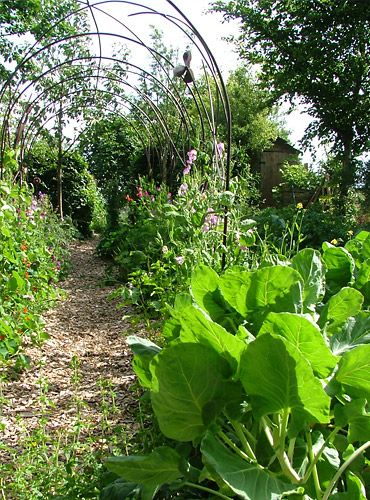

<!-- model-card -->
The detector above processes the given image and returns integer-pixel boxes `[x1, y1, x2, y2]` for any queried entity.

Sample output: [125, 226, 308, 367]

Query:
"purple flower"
[175, 256, 184, 265]
[187, 149, 197, 163]
[179, 183, 188, 195]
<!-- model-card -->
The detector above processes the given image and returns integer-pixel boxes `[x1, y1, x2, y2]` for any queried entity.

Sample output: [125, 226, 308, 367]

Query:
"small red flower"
[4, 297, 8, 300]
[26, 317, 30, 321]
[0, 334, 5, 341]
[25, 272, 29, 278]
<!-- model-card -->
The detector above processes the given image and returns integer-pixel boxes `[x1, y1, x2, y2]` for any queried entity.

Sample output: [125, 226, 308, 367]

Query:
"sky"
[86, 0, 321, 165]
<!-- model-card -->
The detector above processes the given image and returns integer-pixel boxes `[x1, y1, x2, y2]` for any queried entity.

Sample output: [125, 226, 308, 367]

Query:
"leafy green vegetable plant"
[103, 231, 370, 500]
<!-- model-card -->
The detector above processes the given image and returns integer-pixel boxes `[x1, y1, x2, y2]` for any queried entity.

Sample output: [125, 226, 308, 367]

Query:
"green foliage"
[26, 142, 103, 236]
[103, 231, 370, 499]
[101, 148, 261, 318]
[223, 67, 282, 165]
[79, 115, 141, 230]
[255, 202, 357, 251]
[213, 0, 370, 196]
[0, 153, 72, 368]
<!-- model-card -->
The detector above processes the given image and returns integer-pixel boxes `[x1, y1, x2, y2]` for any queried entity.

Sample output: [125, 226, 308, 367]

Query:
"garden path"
[1, 236, 139, 456]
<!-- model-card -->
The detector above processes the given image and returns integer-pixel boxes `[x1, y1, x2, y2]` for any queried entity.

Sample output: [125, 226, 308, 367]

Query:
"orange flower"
[26, 263, 31, 268]
[25, 272, 29, 278]
[23, 307, 27, 314]
[26, 317, 30, 321]
[4, 297, 8, 300]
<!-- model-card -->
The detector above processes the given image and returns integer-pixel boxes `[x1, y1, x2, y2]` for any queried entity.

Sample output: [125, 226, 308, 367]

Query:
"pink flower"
[145, 191, 150, 197]
[217, 142, 225, 155]
[187, 149, 197, 163]
[179, 183, 188, 195]
[175, 256, 184, 265]
[183, 165, 191, 175]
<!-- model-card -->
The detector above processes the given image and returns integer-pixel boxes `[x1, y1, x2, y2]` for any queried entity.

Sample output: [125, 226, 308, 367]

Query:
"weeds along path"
[1, 236, 139, 456]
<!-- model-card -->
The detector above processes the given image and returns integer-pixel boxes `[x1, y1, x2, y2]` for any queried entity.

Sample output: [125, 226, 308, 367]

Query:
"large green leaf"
[218, 266, 251, 316]
[190, 264, 231, 325]
[201, 431, 302, 500]
[330, 312, 370, 356]
[104, 446, 186, 500]
[345, 239, 364, 270]
[318, 287, 364, 336]
[100, 479, 140, 500]
[354, 258, 370, 305]
[259, 312, 337, 378]
[127, 336, 162, 389]
[236, 266, 303, 331]
[291, 248, 325, 312]
[322, 246, 355, 289]
[126, 335, 161, 357]
[190, 264, 220, 312]
[335, 344, 370, 400]
[178, 305, 247, 374]
[150, 343, 240, 441]
[240, 334, 331, 424]
[334, 399, 370, 443]
[242, 266, 303, 313]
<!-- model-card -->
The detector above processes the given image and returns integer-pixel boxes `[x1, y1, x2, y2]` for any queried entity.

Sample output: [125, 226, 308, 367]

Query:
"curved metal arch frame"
[0, 0, 232, 266]
[9, 54, 202, 160]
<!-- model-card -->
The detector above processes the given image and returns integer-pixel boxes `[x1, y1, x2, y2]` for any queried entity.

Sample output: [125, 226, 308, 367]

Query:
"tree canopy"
[213, 0, 370, 195]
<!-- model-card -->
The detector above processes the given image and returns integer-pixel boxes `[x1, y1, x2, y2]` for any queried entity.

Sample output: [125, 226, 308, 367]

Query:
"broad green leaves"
[240, 334, 331, 423]
[318, 287, 364, 335]
[150, 343, 240, 441]
[259, 312, 337, 378]
[201, 432, 302, 500]
[104, 447, 186, 500]
[110, 237, 370, 500]
[335, 344, 370, 400]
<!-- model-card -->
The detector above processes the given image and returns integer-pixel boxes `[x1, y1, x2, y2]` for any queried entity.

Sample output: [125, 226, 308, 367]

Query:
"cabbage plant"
[103, 231, 370, 500]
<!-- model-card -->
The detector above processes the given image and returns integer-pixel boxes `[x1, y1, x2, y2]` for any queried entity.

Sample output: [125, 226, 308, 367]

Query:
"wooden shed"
[258, 137, 300, 206]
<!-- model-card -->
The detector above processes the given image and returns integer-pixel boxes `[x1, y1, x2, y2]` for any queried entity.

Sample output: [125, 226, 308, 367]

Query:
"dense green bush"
[0, 149, 72, 368]
[100, 147, 261, 317]
[255, 201, 357, 251]
[26, 142, 104, 236]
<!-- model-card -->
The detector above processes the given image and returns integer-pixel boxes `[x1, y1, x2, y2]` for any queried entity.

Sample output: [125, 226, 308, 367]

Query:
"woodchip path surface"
[1, 236, 140, 458]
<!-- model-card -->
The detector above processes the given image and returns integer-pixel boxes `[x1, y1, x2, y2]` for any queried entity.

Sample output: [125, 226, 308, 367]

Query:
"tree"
[223, 66, 285, 170]
[213, 0, 370, 197]
[79, 116, 140, 229]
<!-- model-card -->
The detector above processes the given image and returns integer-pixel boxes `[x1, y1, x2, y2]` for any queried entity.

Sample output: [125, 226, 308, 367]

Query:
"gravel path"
[0, 236, 140, 458]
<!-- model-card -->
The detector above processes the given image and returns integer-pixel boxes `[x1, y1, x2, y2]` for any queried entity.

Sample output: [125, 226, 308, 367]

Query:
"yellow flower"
[347, 230, 354, 236]
[297, 202, 303, 210]
[331, 239, 338, 245]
